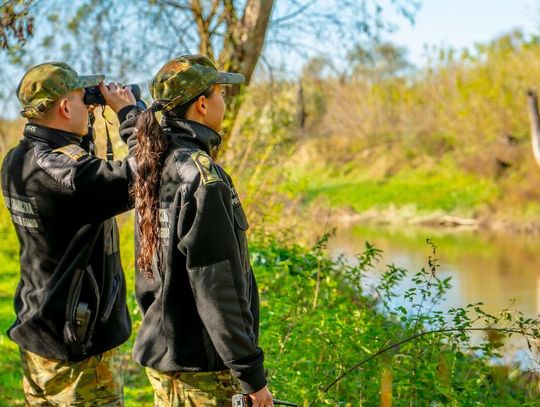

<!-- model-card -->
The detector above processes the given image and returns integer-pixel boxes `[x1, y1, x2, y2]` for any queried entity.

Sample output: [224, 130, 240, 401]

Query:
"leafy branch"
[310, 325, 538, 406]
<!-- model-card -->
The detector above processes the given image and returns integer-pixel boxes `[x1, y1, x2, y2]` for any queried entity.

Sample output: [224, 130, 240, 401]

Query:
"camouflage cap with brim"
[216, 71, 245, 85]
[149, 54, 245, 113]
[17, 62, 104, 119]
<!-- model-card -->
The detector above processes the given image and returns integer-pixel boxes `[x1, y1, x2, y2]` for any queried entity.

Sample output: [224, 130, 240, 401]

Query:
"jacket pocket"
[101, 274, 121, 324]
[233, 206, 249, 231]
[64, 266, 100, 356]
[233, 206, 251, 279]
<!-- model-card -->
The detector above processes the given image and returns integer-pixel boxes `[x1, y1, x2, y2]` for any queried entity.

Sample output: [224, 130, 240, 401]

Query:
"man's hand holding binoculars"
[96, 82, 137, 113]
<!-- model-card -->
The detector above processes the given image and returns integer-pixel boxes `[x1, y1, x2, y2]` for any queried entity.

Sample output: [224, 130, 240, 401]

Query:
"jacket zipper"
[65, 268, 86, 354]
[83, 267, 100, 350]
[101, 274, 120, 323]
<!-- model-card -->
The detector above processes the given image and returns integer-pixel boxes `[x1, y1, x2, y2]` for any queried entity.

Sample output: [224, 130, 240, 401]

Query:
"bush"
[254, 235, 539, 405]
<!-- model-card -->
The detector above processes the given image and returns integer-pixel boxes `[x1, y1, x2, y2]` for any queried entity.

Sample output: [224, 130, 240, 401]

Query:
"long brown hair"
[133, 108, 167, 277]
[134, 86, 215, 277]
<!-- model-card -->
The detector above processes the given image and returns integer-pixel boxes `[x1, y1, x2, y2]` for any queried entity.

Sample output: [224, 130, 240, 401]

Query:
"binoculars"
[84, 84, 142, 105]
[232, 394, 297, 407]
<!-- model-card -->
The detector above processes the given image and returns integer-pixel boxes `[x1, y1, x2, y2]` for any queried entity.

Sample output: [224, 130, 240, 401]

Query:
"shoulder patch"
[189, 151, 222, 185]
[53, 144, 87, 161]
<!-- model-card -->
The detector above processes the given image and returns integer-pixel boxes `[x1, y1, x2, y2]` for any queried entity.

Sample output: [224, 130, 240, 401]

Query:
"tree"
[526, 89, 540, 167]
[0, 0, 34, 50]
[347, 40, 412, 82]
[1, 0, 420, 143]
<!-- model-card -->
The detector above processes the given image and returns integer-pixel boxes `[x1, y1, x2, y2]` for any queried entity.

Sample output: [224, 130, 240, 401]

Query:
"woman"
[132, 55, 273, 407]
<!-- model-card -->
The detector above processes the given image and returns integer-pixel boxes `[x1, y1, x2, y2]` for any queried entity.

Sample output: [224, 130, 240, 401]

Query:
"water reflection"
[327, 224, 540, 366]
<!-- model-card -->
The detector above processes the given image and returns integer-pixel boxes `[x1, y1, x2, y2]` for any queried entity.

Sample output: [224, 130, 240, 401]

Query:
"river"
[327, 223, 540, 367]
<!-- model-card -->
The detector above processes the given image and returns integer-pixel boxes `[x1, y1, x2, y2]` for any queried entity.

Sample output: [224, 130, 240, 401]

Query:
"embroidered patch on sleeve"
[53, 144, 87, 161]
[189, 151, 222, 185]
[231, 187, 241, 208]
[159, 206, 171, 245]
[3, 192, 43, 233]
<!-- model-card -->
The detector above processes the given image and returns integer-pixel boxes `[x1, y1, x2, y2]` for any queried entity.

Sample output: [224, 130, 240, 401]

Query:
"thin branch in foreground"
[309, 327, 537, 406]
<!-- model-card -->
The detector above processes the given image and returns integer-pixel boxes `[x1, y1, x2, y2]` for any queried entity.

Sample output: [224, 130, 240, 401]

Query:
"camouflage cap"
[149, 54, 245, 113]
[17, 62, 104, 118]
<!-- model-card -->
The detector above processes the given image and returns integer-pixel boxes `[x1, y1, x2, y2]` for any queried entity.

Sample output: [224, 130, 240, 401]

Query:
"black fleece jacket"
[1, 106, 139, 361]
[133, 119, 266, 393]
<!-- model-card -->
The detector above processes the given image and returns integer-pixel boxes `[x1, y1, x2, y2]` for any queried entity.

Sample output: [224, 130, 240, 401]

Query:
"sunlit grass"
[302, 166, 499, 216]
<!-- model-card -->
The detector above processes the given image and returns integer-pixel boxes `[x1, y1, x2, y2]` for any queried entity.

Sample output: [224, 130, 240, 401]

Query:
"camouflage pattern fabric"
[149, 54, 245, 113]
[145, 368, 242, 407]
[17, 62, 104, 119]
[20, 347, 124, 406]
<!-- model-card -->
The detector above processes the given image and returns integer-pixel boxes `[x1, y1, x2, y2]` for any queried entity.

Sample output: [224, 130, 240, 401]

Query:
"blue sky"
[385, 0, 538, 66]
[1, 1, 540, 118]
[261, 0, 540, 77]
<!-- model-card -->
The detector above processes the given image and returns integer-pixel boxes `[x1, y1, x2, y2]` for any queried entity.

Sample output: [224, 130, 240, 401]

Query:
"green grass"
[300, 166, 499, 216]
[116, 215, 154, 406]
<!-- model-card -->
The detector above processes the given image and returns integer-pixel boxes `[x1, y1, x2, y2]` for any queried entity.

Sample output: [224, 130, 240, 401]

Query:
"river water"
[327, 224, 540, 367]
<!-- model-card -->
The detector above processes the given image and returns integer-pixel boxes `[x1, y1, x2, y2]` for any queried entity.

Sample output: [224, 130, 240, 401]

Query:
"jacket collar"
[161, 118, 222, 157]
[23, 123, 82, 147]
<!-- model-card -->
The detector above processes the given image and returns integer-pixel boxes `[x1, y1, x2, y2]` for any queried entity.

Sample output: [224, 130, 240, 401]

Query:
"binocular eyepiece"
[84, 84, 142, 106]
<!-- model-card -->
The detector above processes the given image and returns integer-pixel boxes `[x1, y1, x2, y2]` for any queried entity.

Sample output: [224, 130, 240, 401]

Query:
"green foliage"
[347, 40, 412, 81]
[0, 195, 537, 405]
[254, 235, 539, 405]
[222, 82, 303, 233]
[298, 163, 498, 216]
[0, 205, 23, 406]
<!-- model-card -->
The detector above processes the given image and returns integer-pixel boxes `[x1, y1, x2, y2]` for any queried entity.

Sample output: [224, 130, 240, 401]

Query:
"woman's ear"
[195, 95, 207, 116]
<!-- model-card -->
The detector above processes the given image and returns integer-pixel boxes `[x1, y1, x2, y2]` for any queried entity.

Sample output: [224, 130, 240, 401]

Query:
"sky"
[385, 0, 539, 66]
[1, 0, 540, 118]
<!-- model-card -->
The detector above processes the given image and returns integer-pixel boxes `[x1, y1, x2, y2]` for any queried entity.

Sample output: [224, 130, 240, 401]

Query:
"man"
[1, 62, 139, 405]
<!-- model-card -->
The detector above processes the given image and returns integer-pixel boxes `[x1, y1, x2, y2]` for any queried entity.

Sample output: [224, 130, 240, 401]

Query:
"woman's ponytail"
[133, 108, 167, 278]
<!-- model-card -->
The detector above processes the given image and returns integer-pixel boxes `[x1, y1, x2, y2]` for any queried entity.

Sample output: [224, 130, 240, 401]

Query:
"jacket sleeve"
[70, 105, 140, 224]
[177, 177, 267, 394]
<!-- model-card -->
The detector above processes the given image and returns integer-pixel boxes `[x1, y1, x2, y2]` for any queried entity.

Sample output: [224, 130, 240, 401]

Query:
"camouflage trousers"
[145, 368, 242, 407]
[20, 347, 124, 406]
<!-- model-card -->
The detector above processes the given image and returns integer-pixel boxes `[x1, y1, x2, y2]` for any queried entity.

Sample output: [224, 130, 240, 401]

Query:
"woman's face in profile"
[204, 84, 226, 132]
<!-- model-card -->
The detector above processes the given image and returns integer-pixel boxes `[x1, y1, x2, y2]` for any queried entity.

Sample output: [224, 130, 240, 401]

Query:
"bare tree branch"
[154, 0, 192, 12]
[270, 0, 318, 25]
[0, 0, 35, 50]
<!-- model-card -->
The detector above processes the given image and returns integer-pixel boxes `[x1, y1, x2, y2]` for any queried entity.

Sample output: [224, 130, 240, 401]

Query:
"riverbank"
[288, 157, 540, 236]
[313, 204, 540, 235]
[328, 222, 540, 322]
[0, 207, 537, 404]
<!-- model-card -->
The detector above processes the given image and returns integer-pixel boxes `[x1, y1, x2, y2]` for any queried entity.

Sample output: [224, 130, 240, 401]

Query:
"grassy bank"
[0, 203, 537, 405]
[300, 165, 498, 216]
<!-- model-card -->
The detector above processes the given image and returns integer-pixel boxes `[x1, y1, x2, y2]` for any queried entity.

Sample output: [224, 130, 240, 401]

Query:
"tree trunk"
[236, 0, 274, 85]
[297, 79, 306, 132]
[218, 0, 275, 149]
[526, 89, 540, 167]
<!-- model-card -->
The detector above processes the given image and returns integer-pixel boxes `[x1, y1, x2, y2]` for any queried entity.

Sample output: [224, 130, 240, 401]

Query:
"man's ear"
[58, 97, 70, 119]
